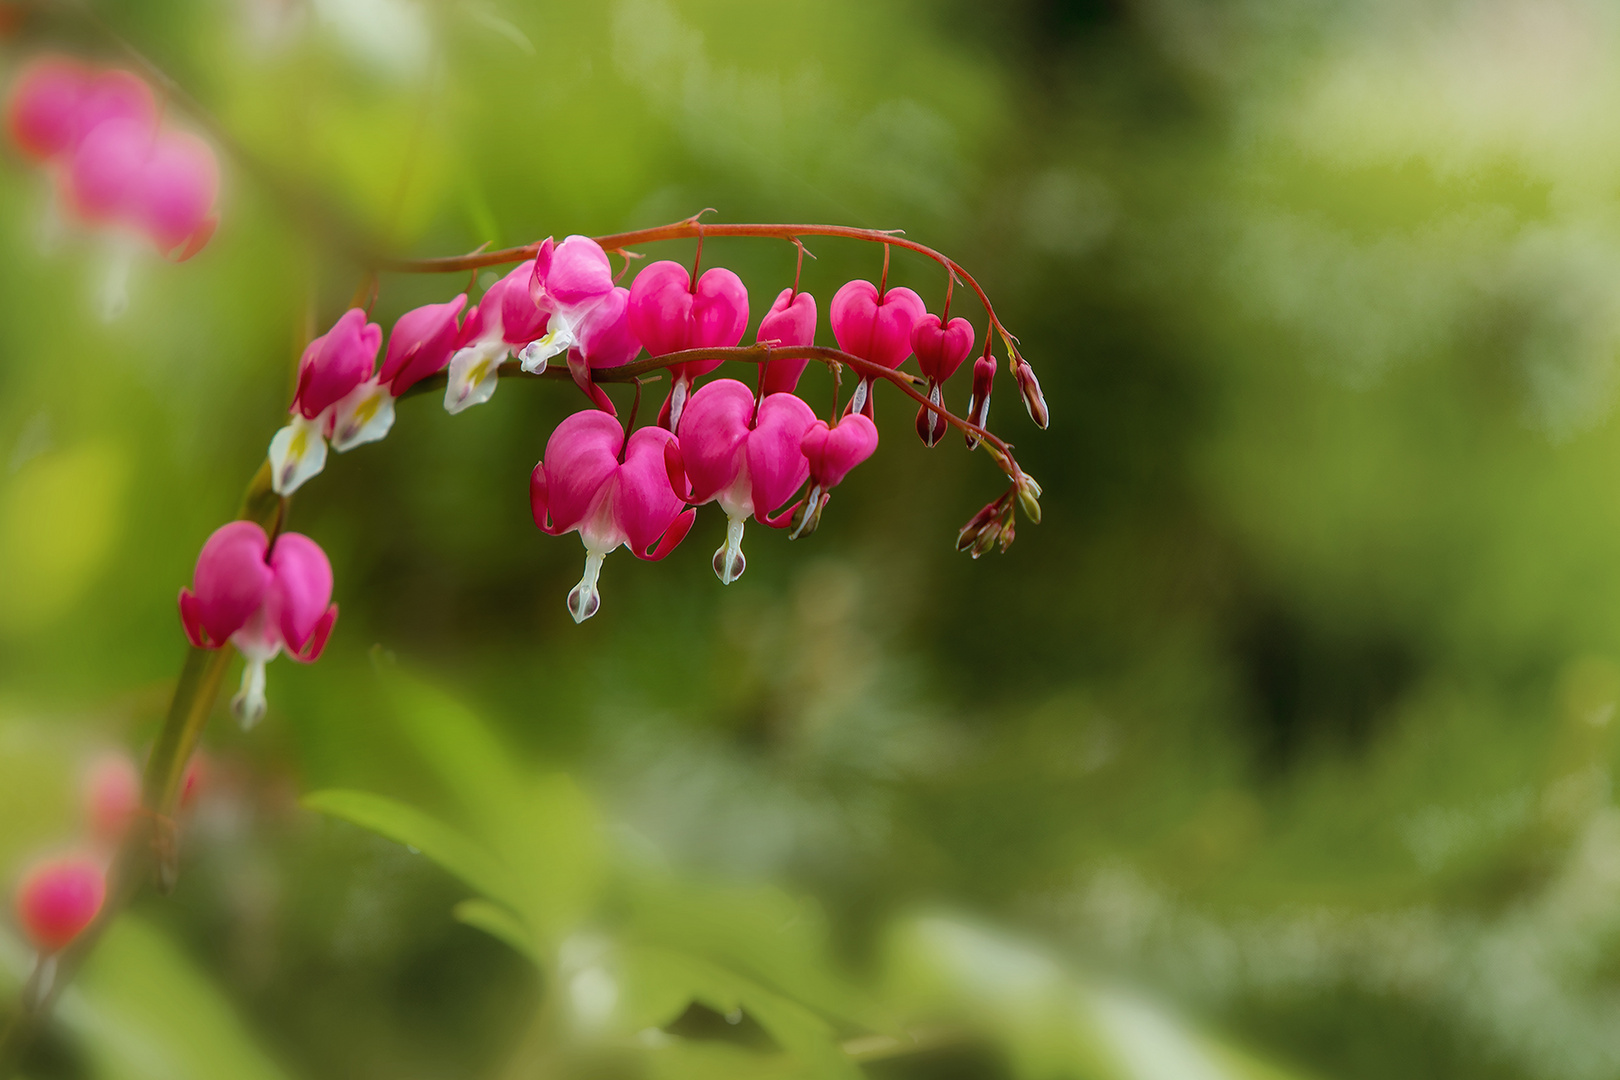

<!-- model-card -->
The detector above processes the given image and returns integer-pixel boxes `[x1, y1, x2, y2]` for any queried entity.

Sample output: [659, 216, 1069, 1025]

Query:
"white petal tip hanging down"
[444, 346, 505, 415]
[267, 415, 329, 496]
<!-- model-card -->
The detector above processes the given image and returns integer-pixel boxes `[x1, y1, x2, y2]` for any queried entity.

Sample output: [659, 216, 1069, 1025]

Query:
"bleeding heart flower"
[756, 287, 817, 396]
[965, 353, 995, 449]
[74, 69, 156, 146]
[6, 56, 91, 162]
[380, 295, 468, 396]
[15, 855, 105, 954]
[530, 410, 696, 622]
[132, 127, 219, 261]
[627, 260, 749, 429]
[829, 279, 926, 419]
[910, 313, 974, 447]
[557, 285, 641, 414]
[83, 752, 140, 849]
[268, 309, 387, 494]
[790, 412, 879, 539]
[64, 116, 151, 227]
[518, 235, 616, 373]
[1013, 357, 1049, 429]
[178, 522, 338, 727]
[670, 378, 816, 583]
[445, 255, 553, 414]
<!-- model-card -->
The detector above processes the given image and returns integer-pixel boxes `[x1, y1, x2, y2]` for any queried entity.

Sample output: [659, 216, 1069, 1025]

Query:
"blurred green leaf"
[453, 898, 540, 964]
[303, 787, 520, 911]
[72, 917, 289, 1080]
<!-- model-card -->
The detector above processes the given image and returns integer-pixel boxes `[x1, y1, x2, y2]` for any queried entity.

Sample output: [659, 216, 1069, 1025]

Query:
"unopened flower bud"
[955, 497, 1003, 553]
[965, 354, 995, 449]
[84, 752, 140, 847]
[915, 380, 948, 447]
[15, 855, 105, 953]
[1014, 358, 1048, 429]
[1016, 471, 1043, 525]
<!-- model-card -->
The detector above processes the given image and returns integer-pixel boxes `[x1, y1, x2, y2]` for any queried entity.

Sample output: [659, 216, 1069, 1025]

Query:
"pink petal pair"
[10, 58, 219, 262]
[178, 521, 338, 726]
[669, 378, 817, 583]
[269, 308, 391, 494]
[911, 313, 975, 446]
[756, 287, 818, 396]
[790, 413, 880, 539]
[519, 236, 622, 401]
[530, 411, 695, 622]
[829, 279, 926, 418]
[628, 260, 749, 428]
[380, 294, 468, 396]
[442, 257, 550, 414]
[6, 58, 154, 164]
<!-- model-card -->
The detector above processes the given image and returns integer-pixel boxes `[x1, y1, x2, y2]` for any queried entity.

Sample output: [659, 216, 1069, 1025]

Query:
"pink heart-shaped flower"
[294, 309, 383, 419]
[829, 280, 926, 370]
[756, 287, 817, 395]
[801, 413, 879, 490]
[380, 294, 468, 395]
[6, 56, 89, 162]
[178, 520, 274, 648]
[911, 313, 975, 383]
[629, 260, 750, 380]
[134, 128, 219, 258]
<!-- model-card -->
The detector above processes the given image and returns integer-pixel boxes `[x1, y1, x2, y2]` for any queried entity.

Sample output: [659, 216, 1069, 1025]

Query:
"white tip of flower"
[667, 377, 691, 430]
[268, 414, 329, 495]
[231, 658, 268, 729]
[329, 381, 396, 452]
[847, 378, 871, 418]
[520, 327, 573, 373]
[26, 954, 58, 1011]
[96, 243, 137, 322]
[567, 551, 605, 624]
[712, 516, 747, 584]
[35, 182, 64, 256]
[444, 345, 504, 415]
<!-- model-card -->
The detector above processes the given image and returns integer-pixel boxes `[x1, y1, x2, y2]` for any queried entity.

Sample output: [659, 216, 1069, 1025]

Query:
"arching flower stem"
[373, 218, 1027, 367]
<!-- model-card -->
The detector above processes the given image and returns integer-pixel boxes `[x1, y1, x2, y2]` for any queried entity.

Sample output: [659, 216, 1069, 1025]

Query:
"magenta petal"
[186, 521, 273, 645]
[616, 426, 688, 554]
[382, 294, 467, 394]
[66, 116, 151, 225]
[628, 261, 696, 358]
[747, 392, 816, 517]
[757, 287, 817, 395]
[293, 604, 338, 663]
[134, 128, 219, 256]
[75, 70, 156, 147]
[691, 267, 750, 349]
[269, 532, 334, 653]
[802, 413, 879, 490]
[578, 286, 640, 369]
[499, 259, 550, 345]
[540, 411, 624, 532]
[6, 56, 90, 162]
[296, 309, 382, 419]
[675, 378, 753, 503]
[830, 280, 927, 370]
[911, 313, 976, 384]
[538, 235, 614, 313]
[178, 588, 209, 647]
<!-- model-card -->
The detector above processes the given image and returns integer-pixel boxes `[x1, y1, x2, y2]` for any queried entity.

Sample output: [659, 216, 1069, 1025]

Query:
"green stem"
[0, 465, 281, 1077]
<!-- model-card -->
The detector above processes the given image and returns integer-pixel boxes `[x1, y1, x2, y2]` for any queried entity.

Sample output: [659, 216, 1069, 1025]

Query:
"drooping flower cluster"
[178, 521, 337, 725]
[6, 55, 220, 315]
[256, 228, 1047, 620]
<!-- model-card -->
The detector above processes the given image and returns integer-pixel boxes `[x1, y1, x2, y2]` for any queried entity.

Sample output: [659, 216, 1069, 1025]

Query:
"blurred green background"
[5, 1, 1620, 1078]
